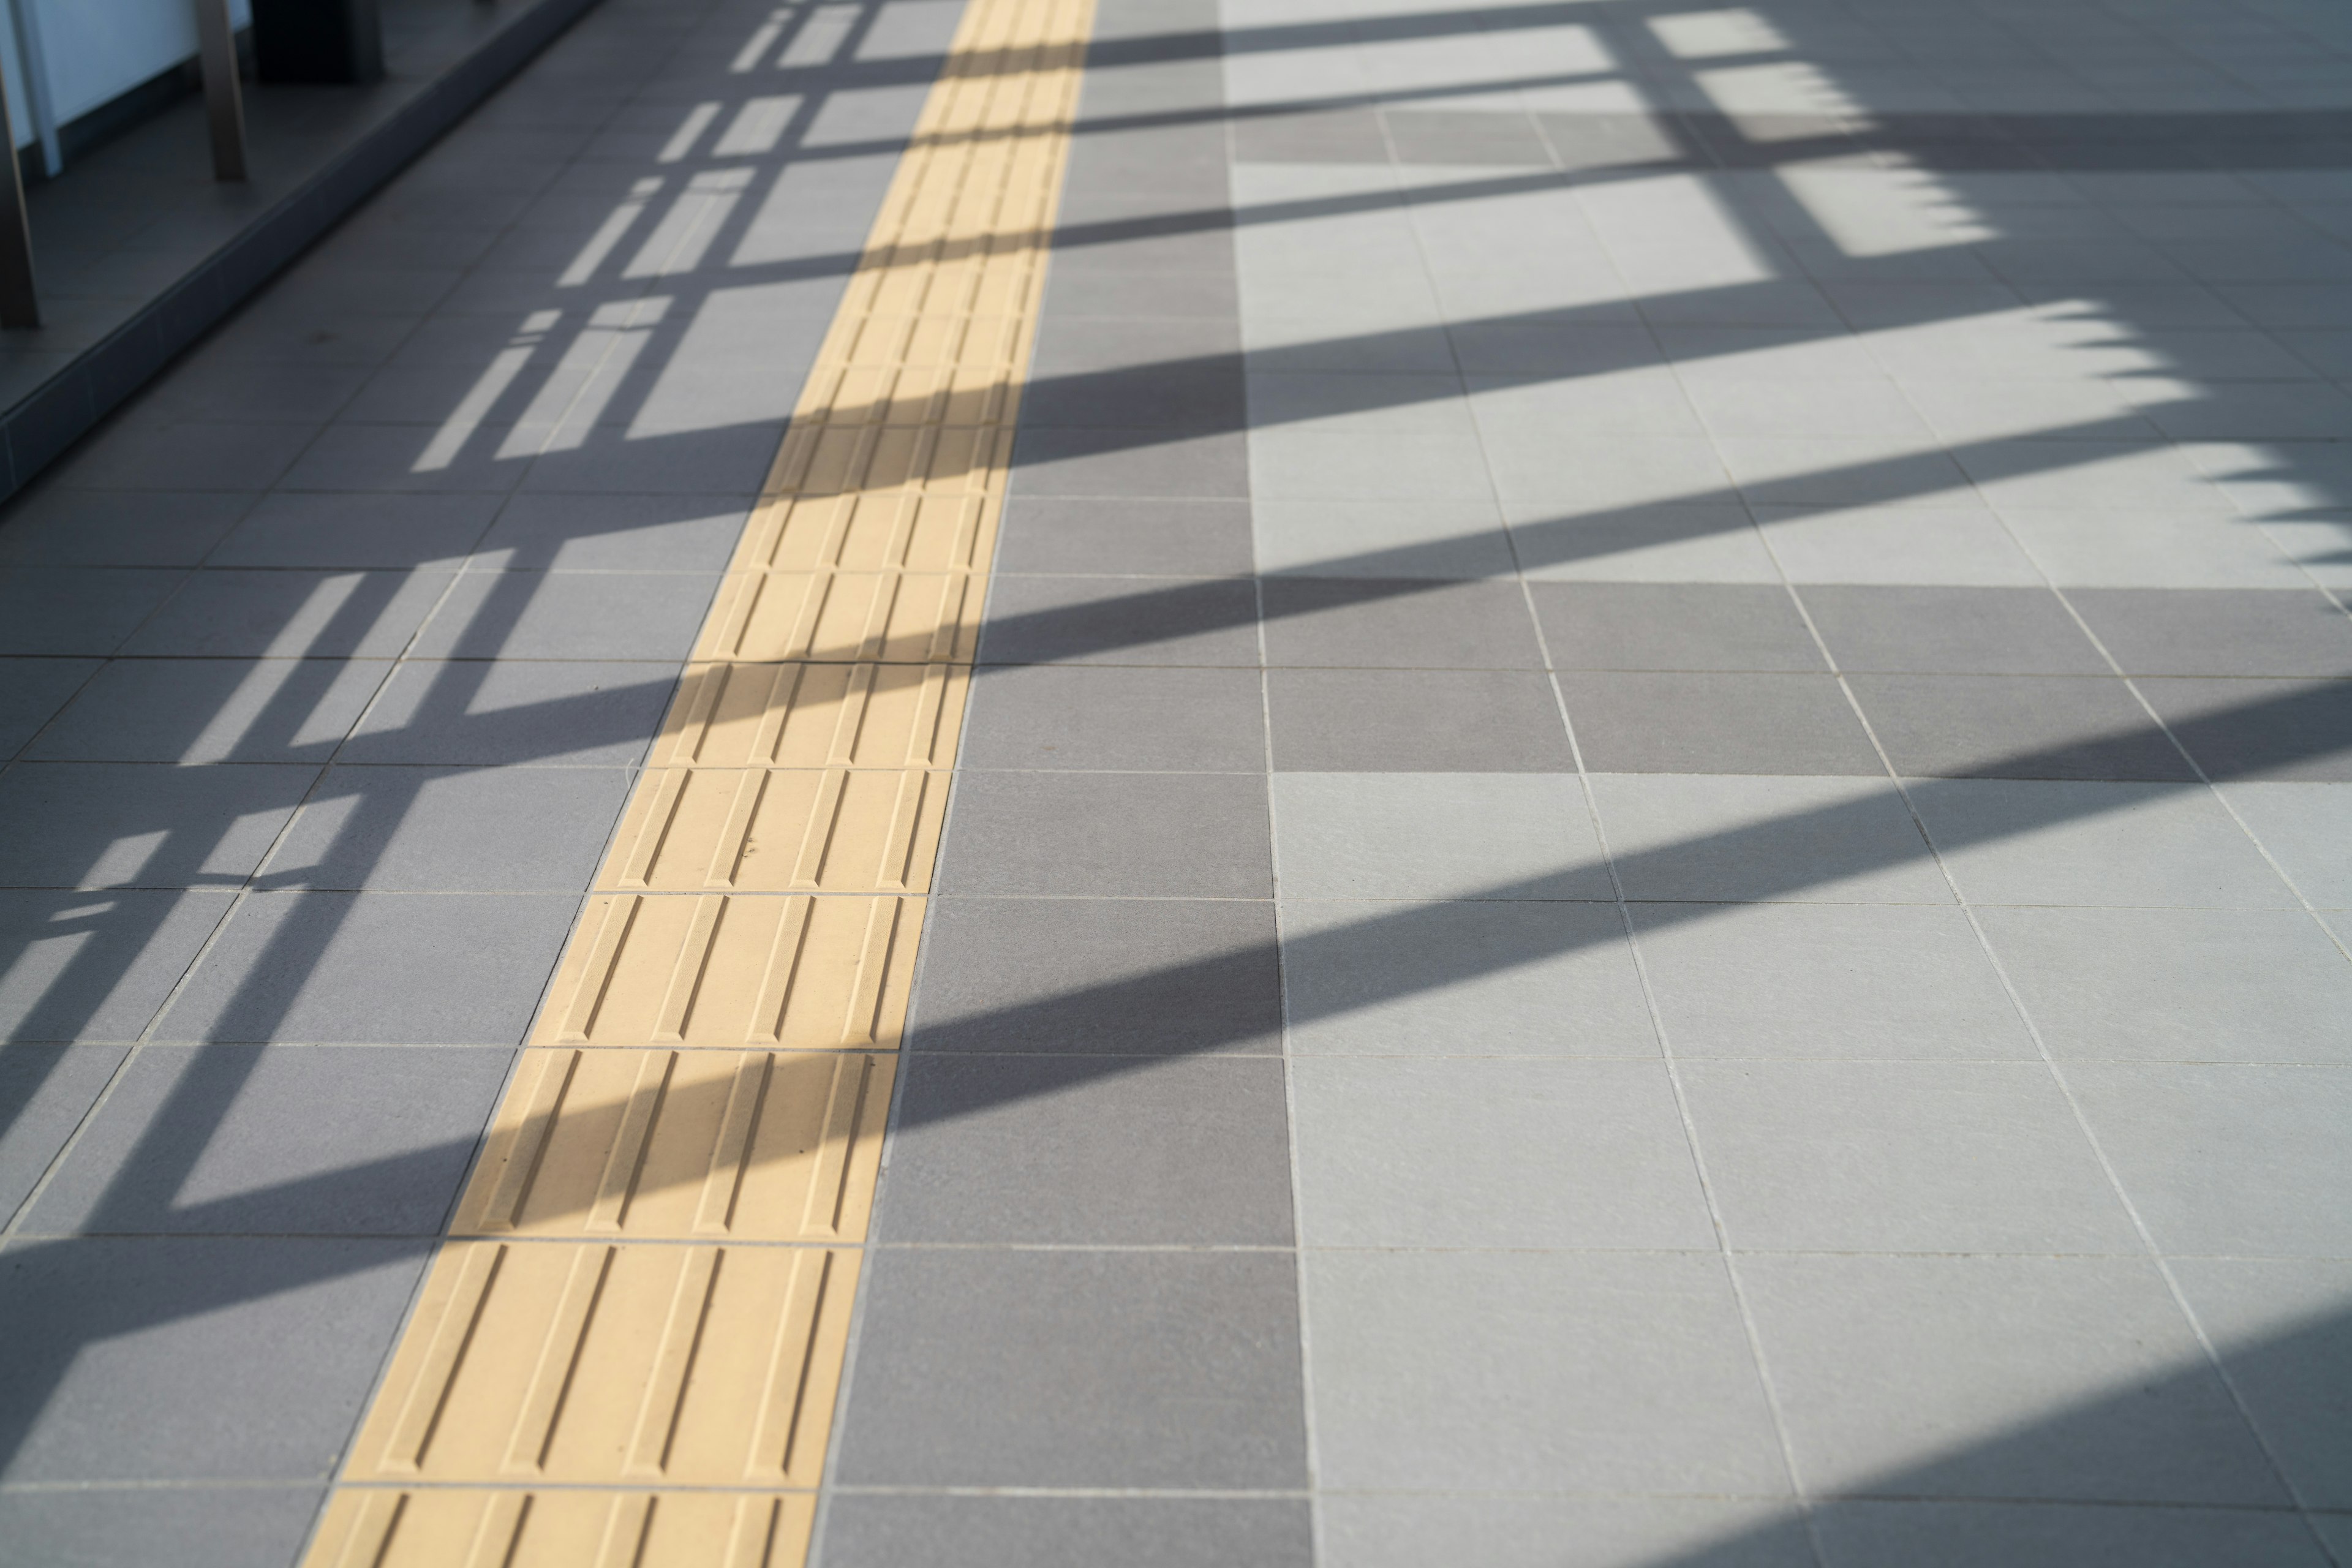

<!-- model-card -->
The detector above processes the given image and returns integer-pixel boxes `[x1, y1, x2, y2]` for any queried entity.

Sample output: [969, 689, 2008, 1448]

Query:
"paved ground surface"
[5, 0, 2352, 1561]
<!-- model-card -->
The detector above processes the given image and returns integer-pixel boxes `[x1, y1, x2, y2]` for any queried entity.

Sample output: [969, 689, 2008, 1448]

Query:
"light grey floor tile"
[836, 1249, 1306, 1488]
[881, 1054, 1292, 1244]
[0, 657, 100, 756]
[937, 772, 1269, 897]
[1270, 773, 1610, 900]
[1588, 774, 1951, 903]
[1319, 1496, 1812, 1568]
[472, 492, 751, 570]
[1981, 906, 2352, 1065]
[26, 658, 388, 763]
[0, 1045, 129, 1222]
[1250, 424, 1498, 502]
[208, 492, 497, 569]
[410, 569, 717, 660]
[0, 568, 186, 655]
[1999, 509, 2312, 589]
[0, 1487, 327, 1568]
[153, 891, 577, 1044]
[0, 891, 236, 1043]
[262, 764, 631, 891]
[1757, 505, 2047, 586]
[1292, 1057, 1714, 1248]
[1253, 499, 1515, 578]
[2169, 1258, 2352, 1513]
[1306, 1250, 1790, 1495]
[1910, 778, 2299, 907]
[2068, 1064, 2352, 1257]
[0, 763, 314, 889]
[1280, 898, 1655, 1057]
[25, 1044, 510, 1236]
[2217, 781, 2352, 907]
[1510, 502, 1784, 584]
[1741, 1254, 2286, 1505]
[1682, 1060, 2138, 1253]
[960, 665, 1265, 771]
[820, 1496, 1313, 1568]
[1812, 1501, 2329, 1568]
[341, 660, 678, 765]
[1267, 668, 1578, 771]
[121, 568, 455, 658]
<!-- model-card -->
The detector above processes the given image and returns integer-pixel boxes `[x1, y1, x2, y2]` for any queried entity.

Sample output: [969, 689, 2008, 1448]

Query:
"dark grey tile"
[2068, 588, 2352, 677]
[0, 891, 236, 1042]
[911, 897, 1280, 1055]
[936, 772, 1269, 897]
[1385, 108, 1555, 166]
[342, 660, 676, 766]
[882, 1055, 1293, 1243]
[0, 657, 99, 755]
[0, 1485, 326, 1568]
[1529, 583, 1825, 672]
[28, 658, 388, 763]
[992, 497, 1255, 575]
[962, 666, 1266, 770]
[1850, 674, 2198, 780]
[519, 425, 783, 494]
[0, 1235, 425, 1480]
[475, 492, 752, 570]
[1231, 108, 1390, 164]
[26, 1045, 510, 1236]
[1261, 578, 1547, 668]
[278, 422, 526, 493]
[51, 422, 318, 492]
[1802, 585, 2111, 674]
[1561, 672, 1885, 775]
[2139, 677, 2352, 782]
[208, 491, 499, 568]
[1814, 1502, 2329, 1568]
[978, 575, 1259, 665]
[0, 1045, 129, 1221]
[122, 568, 454, 658]
[820, 1496, 1313, 1568]
[153, 891, 578, 1044]
[1025, 318, 1244, 429]
[1009, 428, 1248, 498]
[0, 568, 184, 655]
[263, 765, 631, 890]
[1041, 268, 1243, 320]
[1268, 669, 1576, 771]
[409, 570, 717, 660]
[0, 763, 314, 888]
[0, 489, 253, 566]
[836, 1249, 1306, 1488]
[143, 355, 379, 425]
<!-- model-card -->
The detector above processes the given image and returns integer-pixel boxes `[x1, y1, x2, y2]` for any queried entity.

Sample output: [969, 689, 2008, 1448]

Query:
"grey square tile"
[1813, 1501, 2330, 1568]
[909, 898, 1279, 1056]
[52, 421, 318, 493]
[2068, 588, 2352, 677]
[0, 891, 236, 1042]
[1530, 583, 1825, 671]
[960, 666, 1265, 771]
[0, 657, 99, 755]
[1025, 320, 1244, 429]
[1562, 673, 1885, 775]
[28, 658, 388, 763]
[123, 568, 454, 658]
[154, 891, 578, 1044]
[1743, 1254, 2285, 1505]
[1590, 772, 1951, 903]
[1307, 1250, 1790, 1494]
[0, 1236, 425, 1480]
[881, 1055, 1292, 1244]
[820, 1496, 1313, 1568]
[473, 493, 752, 571]
[1259, 578, 1544, 668]
[519, 426, 786, 495]
[208, 492, 497, 569]
[0, 568, 185, 655]
[0, 490, 253, 567]
[0, 1486, 327, 1568]
[341, 660, 678, 765]
[2170, 1258, 2352, 1512]
[1683, 1060, 2138, 1252]
[1979, 907, 2352, 1064]
[0, 1045, 129, 1222]
[977, 575, 1259, 665]
[412, 568, 715, 662]
[993, 497, 1256, 575]
[836, 1249, 1305, 1488]
[262, 765, 631, 891]
[1800, 586, 2109, 674]
[26, 1045, 510, 1236]
[1270, 772, 1610, 900]
[1385, 108, 1555, 166]
[937, 772, 1270, 897]
[2138, 676, 2352, 782]
[1292, 1057, 1714, 1247]
[1009, 429, 1248, 499]
[279, 422, 526, 492]
[2069, 1065, 2352, 1257]
[1232, 108, 1389, 163]
[1280, 898, 1655, 1056]
[1848, 674, 2196, 780]
[1911, 778, 2297, 907]
[0, 763, 314, 889]
[1634, 902, 2035, 1059]
[1319, 1496, 1811, 1568]
[1267, 668, 1576, 771]
[1252, 499, 1516, 579]
[1509, 502, 1784, 583]
[2218, 782, 2352, 906]
[1759, 505, 2047, 587]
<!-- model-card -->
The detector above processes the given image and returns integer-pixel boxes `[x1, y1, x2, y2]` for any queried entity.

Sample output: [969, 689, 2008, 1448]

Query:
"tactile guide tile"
[303, 0, 1092, 1555]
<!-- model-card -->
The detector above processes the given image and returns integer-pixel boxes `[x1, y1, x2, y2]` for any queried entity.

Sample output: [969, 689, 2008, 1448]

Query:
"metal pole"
[194, 0, 247, 182]
[7, 0, 61, 177]
[0, 32, 38, 329]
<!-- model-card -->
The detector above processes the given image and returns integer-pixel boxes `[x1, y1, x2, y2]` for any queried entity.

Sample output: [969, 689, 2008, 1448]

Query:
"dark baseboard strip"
[0, 0, 605, 502]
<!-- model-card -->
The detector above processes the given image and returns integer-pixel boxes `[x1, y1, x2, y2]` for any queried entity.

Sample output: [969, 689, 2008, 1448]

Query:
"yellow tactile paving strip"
[302, 0, 1090, 1555]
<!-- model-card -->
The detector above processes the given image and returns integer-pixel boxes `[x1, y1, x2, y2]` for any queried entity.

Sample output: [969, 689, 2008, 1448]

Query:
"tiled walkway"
[6, 0, 2352, 1562]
